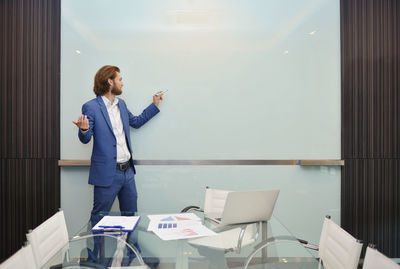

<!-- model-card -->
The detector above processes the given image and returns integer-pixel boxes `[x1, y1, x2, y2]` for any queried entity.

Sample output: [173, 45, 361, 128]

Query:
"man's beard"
[111, 85, 122, 95]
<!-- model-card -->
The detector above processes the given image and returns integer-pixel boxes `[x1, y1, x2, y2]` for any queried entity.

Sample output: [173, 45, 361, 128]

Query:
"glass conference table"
[42, 212, 321, 269]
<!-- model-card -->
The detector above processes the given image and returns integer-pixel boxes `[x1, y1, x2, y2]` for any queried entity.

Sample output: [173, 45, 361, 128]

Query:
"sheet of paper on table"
[152, 221, 217, 241]
[147, 213, 201, 231]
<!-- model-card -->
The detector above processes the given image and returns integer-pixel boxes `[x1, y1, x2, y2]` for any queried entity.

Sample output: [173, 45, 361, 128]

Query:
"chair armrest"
[297, 238, 319, 251]
[73, 231, 123, 238]
[181, 206, 203, 213]
[50, 261, 108, 268]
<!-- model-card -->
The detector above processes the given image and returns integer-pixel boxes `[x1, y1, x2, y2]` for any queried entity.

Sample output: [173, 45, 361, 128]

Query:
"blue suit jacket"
[78, 96, 160, 187]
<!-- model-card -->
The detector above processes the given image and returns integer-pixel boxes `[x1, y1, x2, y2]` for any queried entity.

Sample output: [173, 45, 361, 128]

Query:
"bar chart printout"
[147, 213, 216, 240]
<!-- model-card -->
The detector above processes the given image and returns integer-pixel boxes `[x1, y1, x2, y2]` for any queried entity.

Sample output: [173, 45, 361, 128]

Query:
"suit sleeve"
[128, 103, 160, 129]
[78, 103, 95, 144]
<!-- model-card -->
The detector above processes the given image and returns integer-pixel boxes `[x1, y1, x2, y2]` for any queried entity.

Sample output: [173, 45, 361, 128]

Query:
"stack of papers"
[147, 213, 217, 241]
[92, 216, 141, 232]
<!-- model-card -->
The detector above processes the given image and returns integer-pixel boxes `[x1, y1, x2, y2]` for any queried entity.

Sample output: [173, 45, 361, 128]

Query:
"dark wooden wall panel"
[342, 160, 400, 255]
[341, 0, 400, 257]
[0, 0, 60, 159]
[0, 0, 60, 261]
[341, 0, 400, 159]
[0, 159, 60, 258]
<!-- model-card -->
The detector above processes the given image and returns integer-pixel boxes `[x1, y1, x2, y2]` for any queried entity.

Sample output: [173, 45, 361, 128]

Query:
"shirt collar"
[101, 95, 119, 108]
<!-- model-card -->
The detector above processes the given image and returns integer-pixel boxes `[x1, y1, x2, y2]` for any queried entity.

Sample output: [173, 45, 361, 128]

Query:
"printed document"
[152, 221, 217, 240]
[147, 213, 201, 231]
[147, 213, 216, 240]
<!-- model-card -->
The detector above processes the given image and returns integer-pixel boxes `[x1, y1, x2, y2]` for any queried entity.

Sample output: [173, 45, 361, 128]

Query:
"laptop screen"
[220, 190, 280, 225]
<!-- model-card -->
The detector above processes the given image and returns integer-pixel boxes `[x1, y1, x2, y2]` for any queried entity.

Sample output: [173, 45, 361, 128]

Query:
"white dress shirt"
[101, 96, 131, 163]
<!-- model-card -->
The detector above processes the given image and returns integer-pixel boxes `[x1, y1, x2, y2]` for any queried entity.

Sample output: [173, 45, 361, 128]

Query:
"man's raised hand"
[72, 114, 89, 131]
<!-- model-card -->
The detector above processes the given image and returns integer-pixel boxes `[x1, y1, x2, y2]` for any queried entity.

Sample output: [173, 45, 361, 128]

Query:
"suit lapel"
[118, 100, 129, 134]
[118, 100, 133, 151]
[97, 96, 114, 133]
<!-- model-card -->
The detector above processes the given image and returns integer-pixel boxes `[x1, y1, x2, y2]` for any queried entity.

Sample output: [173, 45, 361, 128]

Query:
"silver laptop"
[207, 190, 280, 226]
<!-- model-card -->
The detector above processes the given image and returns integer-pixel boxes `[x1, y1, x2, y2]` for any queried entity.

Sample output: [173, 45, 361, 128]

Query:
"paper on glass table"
[92, 216, 141, 232]
[147, 213, 201, 231]
[152, 221, 217, 241]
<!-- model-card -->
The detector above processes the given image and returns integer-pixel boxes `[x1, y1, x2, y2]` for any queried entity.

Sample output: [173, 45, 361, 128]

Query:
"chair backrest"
[0, 244, 37, 269]
[363, 246, 400, 269]
[318, 216, 363, 269]
[26, 210, 69, 268]
[203, 187, 231, 218]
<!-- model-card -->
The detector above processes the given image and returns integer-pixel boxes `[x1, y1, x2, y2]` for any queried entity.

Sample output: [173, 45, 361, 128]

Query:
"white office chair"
[0, 244, 37, 269]
[203, 187, 231, 218]
[26, 209, 146, 268]
[363, 244, 400, 269]
[317, 216, 363, 269]
[181, 187, 231, 217]
[26, 209, 70, 268]
[243, 216, 363, 269]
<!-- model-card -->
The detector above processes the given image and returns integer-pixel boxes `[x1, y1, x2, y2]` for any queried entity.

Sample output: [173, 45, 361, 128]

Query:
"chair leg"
[65, 250, 70, 262]
[236, 225, 247, 253]
[318, 259, 323, 269]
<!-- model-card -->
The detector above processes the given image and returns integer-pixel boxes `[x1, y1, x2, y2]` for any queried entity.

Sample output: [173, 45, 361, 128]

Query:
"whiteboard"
[61, 0, 340, 160]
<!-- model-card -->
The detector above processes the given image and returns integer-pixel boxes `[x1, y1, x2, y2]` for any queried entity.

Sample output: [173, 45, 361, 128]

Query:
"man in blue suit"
[73, 64, 163, 225]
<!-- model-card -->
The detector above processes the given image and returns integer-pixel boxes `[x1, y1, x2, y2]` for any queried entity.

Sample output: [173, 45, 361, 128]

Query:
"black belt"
[116, 161, 131, 172]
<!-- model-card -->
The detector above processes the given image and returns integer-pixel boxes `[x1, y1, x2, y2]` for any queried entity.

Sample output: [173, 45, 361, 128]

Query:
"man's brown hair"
[93, 65, 120, 96]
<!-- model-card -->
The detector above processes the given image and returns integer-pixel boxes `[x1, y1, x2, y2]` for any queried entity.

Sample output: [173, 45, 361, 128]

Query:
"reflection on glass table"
[41, 211, 321, 269]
